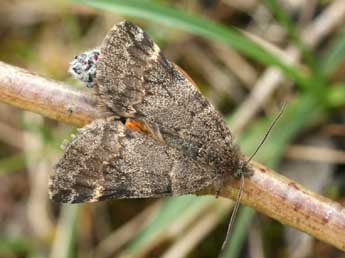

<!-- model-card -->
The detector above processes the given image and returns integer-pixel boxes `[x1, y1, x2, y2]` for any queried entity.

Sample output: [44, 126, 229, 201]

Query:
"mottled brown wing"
[95, 21, 154, 118]
[49, 119, 217, 203]
[96, 21, 242, 183]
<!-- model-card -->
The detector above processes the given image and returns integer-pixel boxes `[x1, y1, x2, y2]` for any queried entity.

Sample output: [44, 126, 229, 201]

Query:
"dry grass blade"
[286, 145, 345, 164]
[95, 202, 161, 258]
[160, 200, 230, 258]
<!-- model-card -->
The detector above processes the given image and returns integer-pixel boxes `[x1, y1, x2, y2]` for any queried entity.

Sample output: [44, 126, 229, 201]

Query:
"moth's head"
[69, 48, 100, 88]
[233, 159, 254, 178]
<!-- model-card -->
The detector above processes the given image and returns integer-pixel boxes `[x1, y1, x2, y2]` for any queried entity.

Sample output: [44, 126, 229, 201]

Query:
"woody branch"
[0, 61, 344, 251]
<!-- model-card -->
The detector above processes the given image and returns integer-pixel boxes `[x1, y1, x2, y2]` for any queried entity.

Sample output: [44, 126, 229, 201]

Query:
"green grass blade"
[321, 28, 345, 76]
[263, 0, 320, 78]
[73, 0, 310, 88]
[220, 207, 255, 258]
[0, 153, 26, 174]
[0, 236, 34, 257]
[50, 205, 80, 258]
[325, 84, 345, 107]
[126, 196, 214, 254]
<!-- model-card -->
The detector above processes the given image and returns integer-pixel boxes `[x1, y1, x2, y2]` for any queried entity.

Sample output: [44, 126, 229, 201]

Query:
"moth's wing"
[49, 119, 217, 203]
[95, 21, 156, 117]
[96, 21, 242, 179]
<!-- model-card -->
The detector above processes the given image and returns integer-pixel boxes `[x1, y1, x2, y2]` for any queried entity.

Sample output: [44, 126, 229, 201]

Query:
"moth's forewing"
[49, 119, 217, 203]
[96, 21, 241, 184]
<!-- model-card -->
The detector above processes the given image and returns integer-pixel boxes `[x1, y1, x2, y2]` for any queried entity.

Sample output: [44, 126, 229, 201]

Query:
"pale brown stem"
[0, 61, 345, 251]
[0, 61, 98, 127]
[211, 161, 345, 251]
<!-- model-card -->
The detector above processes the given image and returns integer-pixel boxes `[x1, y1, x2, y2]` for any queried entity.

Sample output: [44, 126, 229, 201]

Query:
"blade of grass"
[127, 196, 195, 252]
[0, 153, 27, 174]
[263, 0, 320, 78]
[325, 84, 345, 107]
[238, 95, 323, 166]
[220, 207, 255, 258]
[50, 205, 80, 258]
[0, 236, 34, 257]
[320, 28, 345, 76]
[73, 0, 311, 89]
[125, 196, 214, 256]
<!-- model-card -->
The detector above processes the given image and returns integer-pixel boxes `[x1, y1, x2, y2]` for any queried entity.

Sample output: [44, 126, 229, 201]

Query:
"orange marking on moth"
[125, 119, 163, 142]
[125, 120, 146, 132]
[125, 119, 154, 137]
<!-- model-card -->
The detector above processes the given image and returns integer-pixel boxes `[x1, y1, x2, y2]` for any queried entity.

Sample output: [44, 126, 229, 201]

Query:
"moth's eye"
[74, 55, 78, 59]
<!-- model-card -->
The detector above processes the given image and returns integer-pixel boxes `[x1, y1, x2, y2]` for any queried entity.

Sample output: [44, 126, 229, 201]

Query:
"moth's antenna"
[246, 102, 286, 164]
[219, 173, 244, 257]
[218, 102, 286, 258]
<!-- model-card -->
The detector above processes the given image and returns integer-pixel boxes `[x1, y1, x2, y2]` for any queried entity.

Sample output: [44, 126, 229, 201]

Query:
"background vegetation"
[0, 0, 344, 257]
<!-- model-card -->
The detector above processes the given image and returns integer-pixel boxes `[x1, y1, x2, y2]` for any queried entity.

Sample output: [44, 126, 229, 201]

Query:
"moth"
[49, 21, 252, 204]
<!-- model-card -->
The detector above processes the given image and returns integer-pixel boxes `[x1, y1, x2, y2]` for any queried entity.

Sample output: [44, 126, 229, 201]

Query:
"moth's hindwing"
[96, 21, 241, 184]
[49, 119, 217, 203]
